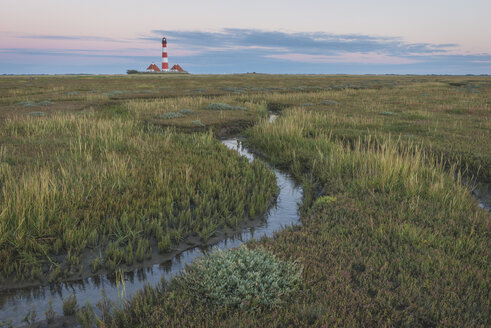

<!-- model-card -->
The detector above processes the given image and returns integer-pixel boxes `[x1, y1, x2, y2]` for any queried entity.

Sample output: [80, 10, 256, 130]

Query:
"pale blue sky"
[1, 0, 490, 74]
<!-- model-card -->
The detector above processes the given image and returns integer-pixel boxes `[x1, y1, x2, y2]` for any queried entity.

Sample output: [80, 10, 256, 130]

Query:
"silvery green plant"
[176, 246, 302, 311]
[190, 120, 205, 126]
[207, 103, 247, 111]
[178, 109, 194, 115]
[160, 112, 184, 119]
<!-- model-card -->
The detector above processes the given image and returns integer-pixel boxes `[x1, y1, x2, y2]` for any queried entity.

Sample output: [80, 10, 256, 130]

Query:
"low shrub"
[17, 101, 36, 107]
[321, 100, 339, 105]
[106, 90, 126, 96]
[17, 101, 54, 107]
[313, 195, 336, 208]
[175, 246, 302, 311]
[159, 109, 194, 119]
[190, 120, 205, 127]
[38, 101, 55, 106]
[207, 103, 247, 111]
[159, 112, 184, 119]
[178, 109, 194, 115]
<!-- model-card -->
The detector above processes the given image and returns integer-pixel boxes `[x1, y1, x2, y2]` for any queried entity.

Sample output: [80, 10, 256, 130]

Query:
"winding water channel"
[0, 138, 303, 327]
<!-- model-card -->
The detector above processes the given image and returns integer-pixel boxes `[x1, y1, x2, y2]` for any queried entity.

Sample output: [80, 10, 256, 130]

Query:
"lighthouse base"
[127, 70, 189, 75]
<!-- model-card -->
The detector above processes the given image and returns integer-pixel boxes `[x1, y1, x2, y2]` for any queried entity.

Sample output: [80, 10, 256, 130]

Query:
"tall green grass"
[243, 109, 490, 326]
[0, 112, 276, 283]
[243, 83, 491, 182]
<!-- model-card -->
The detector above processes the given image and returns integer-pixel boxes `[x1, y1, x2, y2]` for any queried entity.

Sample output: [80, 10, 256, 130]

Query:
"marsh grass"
[0, 74, 490, 326]
[100, 102, 490, 327]
[122, 95, 268, 133]
[238, 82, 491, 182]
[62, 294, 78, 316]
[100, 247, 302, 327]
[243, 108, 490, 326]
[0, 111, 276, 283]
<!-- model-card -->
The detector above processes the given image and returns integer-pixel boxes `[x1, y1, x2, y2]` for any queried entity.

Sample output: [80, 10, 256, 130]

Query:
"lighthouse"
[162, 37, 169, 72]
[138, 37, 187, 74]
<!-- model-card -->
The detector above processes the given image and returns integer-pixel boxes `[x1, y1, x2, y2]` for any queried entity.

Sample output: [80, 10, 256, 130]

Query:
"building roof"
[170, 64, 184, 72]
[146, 63, 160, 72]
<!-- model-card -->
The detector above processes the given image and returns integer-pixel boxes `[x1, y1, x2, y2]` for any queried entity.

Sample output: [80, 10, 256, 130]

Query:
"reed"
[0, 111, 276, 284]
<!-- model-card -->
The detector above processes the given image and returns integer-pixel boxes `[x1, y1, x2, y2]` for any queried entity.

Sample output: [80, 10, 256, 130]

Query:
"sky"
[1, 0, 490, 74]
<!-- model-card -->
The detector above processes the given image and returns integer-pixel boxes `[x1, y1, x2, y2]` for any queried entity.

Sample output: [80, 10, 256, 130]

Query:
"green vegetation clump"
[190, 120, 205, 127]
[207, 103, 247, 111]
[106, 90, 126, 97]
[37, 100, 55, 106]
[175, 246, 302, 310]
[222, 87, 247, 94]
[321, 99, 339, 105]
[76, 304, 96, 327]
[17, 101, 54, 107]
[159, 111, 184, 119]
[160, 109, 194, 119]
[17, 101, 36, 107]
[62, 294, 77, 316]
[178, 109, 194, 115]
[313, 195, 336, 207]
[379, 111, 397, 115]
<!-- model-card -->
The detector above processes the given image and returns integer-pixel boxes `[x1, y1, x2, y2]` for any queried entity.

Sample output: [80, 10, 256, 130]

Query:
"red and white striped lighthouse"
[162, 37, 169, 72]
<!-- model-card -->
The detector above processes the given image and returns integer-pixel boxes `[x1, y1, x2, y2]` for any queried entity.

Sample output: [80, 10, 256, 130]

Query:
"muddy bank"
[0, 205, 276, 292]
[149, 118, 255, 139]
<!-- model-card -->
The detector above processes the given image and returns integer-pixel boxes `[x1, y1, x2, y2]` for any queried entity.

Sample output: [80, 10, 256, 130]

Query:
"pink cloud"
[0, 32, 202, 58]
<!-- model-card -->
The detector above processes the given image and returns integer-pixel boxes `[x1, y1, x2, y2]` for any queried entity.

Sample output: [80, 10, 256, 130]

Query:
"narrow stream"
[0, 138, 303, 327]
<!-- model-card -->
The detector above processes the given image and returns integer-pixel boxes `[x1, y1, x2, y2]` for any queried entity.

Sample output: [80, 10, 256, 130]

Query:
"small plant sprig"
[62, 293, 78, 316]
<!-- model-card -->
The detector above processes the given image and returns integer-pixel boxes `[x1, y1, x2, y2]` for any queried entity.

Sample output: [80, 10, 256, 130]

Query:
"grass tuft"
[62, 294, 78, 316]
